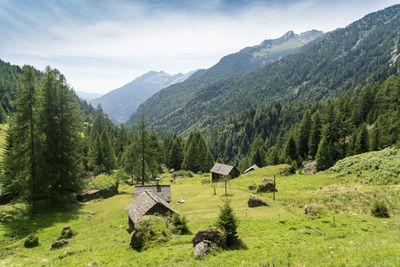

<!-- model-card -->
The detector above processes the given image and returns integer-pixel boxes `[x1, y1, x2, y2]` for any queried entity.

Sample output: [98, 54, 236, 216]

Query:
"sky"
[0, 0, 398, 94]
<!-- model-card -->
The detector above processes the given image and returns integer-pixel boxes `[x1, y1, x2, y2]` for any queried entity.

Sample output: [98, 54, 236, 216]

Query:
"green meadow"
[1, 155, 400, 266]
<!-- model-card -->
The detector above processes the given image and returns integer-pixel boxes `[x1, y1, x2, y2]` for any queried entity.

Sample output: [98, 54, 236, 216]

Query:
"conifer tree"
[370, 123, 380, 151]
[2, 66, 38, 203]
[168, 137, 184, 170]
[122, 115, 160, 184]
[182, 131, 214, 173]
[297, 110, 311, 159]
[285, 136, 298, 163]
[316, 136, 333, 171]
[309, 111, 322, 159]
[354, 124, 370, 154]
[216, 202, 239, 246]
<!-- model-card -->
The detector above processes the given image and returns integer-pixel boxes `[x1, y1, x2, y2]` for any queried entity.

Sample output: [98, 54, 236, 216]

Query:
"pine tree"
[285, 136, 298, 163]
[370, 123, 380, 151]
[37, 67, 83, 204]
[297, 110, 311, 159]
[216, 202, 239, 246]
[182, 131, 214, 173]
[316, 136, 333, 171]
[2, 66, 38, 203]
[100, 130, 116, 173]
[354, 124, 369, 154]
[309, 111, 322, 159]
[167, 137, 184, 170]
[122, 115, 160, 184]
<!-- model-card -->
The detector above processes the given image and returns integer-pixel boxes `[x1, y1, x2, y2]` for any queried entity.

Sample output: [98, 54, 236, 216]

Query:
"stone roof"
[210, 163, 235, 176]
[125, 190, 179, 224]
[244, 164, 260, 174]
[135, 185, 171, 202]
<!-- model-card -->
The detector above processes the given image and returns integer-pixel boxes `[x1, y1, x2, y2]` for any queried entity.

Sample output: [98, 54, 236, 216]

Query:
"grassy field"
[1, 160, 400, 266]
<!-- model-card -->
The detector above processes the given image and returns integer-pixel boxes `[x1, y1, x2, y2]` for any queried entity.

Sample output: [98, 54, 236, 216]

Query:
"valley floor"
[1, 165, 400, 266]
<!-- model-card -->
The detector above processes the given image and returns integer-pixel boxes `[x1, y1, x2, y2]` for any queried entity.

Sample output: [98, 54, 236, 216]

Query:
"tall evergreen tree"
[2, 66, 38, 203]
[285, 136, 298, 163]
[354, 124, 370, 154]
[309, 111, 322, 159]
[168, 137, 184, 170]
[122, 115, 160, 184]
[182, 131, 214, 173]
[315, 136, 333, 171]
[297, 110, 311, 159]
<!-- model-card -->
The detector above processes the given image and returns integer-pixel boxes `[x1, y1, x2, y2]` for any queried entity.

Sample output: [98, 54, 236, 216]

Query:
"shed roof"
[244, 164, 260, 174]
[135, 185, 171, 202]
[125, 190, 179, 224]
[210, 163, 235, 176]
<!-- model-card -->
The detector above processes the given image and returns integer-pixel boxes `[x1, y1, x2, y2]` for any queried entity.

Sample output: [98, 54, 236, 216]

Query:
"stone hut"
[134, 185, 171, 203]
[210, 163, 240, 182]
[125, 190, 179, 232]
[244, 164, 260, 174]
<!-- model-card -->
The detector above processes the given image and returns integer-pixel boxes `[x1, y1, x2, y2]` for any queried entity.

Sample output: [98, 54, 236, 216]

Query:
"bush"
[24, 234, 39, 248]
[84, 174, 118, 197]
[172, 170, 193, 178]
[170, 214, 191, 235]
[216, 202, 238, 246]
[58, 225, 77, 240]
[304, 204, 324, 216]
[130, 215, 172, 250]
[371, 200, 390, 218]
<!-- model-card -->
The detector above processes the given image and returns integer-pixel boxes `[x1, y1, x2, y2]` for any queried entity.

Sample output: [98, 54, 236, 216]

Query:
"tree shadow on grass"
[0, 202, 86, 248]
[226, 238, 248, 250]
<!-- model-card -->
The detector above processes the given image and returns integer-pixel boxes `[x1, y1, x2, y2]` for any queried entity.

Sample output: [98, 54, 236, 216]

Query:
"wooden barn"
[244, 164, 260, 174]
[125, 190, 179, 232]
[210, 163, 240, 182]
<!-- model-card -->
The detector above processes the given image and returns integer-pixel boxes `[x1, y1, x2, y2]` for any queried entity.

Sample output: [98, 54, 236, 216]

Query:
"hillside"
[91, 71, 194, 123]
[2, 160, 400, 266]
[126, 30, 324, 129]
[0, 60, 24, 122]
[128, 4, 400, 135]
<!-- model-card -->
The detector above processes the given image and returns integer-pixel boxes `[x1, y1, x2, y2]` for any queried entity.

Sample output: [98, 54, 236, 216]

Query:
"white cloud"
[1, 0, 398, 94]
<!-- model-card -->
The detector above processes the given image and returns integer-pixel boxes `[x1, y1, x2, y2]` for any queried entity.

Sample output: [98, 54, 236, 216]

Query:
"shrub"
[172, 170, 194, 178]
[170, 214, 191, 235]
[304, 204, 324, 216]
[371, 200, 390, 218]
[24, 234, 39, 248]
[216, 202, 238, 246]
[58, 225, 77, 240]
[130, 215, 172, 250]
[84, 174, 118, 197]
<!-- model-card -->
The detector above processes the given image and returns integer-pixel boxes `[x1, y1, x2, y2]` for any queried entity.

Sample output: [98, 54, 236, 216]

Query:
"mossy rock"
[24, 234, 39, 248]
[58, 225, 77, 240]
[130, 215, 172, 250]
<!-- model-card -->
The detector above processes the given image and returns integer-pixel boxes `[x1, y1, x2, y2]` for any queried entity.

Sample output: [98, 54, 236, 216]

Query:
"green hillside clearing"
[1, 162, 400, 266]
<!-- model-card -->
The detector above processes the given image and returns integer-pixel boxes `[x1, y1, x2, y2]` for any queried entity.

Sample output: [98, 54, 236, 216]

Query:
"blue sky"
[0, 0, 398, 94]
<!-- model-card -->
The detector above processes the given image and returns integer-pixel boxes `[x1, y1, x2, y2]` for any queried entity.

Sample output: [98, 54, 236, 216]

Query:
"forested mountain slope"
[126, 30, 324, 128]
[92, 71, 194, 123]
[129, 4, 400, 136]
[0, 60, 24, 122]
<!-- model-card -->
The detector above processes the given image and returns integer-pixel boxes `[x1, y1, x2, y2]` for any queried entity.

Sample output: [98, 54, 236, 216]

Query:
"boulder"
[194, 240, 215, 257]
[248, 195, 268, 207]
[257, 178, 277, 193]
[51, 239, 69, 249]
[192, 227, 226, 248]
[248, 184, 256, 190]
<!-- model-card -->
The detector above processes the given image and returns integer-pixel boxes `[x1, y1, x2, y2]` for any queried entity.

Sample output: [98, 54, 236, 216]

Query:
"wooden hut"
[210, 163, 240, 182]
[125, 190, 179, 232]
[244, 164, 260, 174]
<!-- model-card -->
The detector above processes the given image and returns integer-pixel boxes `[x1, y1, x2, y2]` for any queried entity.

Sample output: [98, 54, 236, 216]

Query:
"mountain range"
[91, 70, 194, 123]
[125, 30, 324, 131]
[127, 4, 400, 135]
